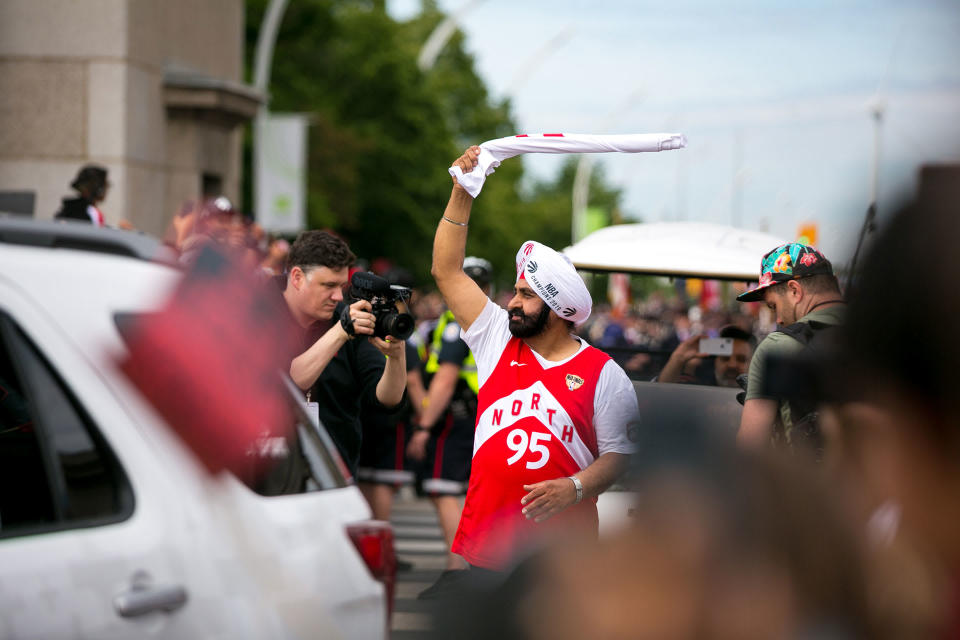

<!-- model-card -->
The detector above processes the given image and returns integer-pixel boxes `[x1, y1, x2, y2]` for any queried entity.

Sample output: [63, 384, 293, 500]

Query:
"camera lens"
[380, 312, 414, 341]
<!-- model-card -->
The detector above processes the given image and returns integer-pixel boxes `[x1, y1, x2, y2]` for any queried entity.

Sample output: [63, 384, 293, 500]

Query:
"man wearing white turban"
[429, 146, 638, 581]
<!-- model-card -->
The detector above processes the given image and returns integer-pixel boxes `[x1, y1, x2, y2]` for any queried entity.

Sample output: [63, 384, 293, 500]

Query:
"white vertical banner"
[255, 113, 307, 233]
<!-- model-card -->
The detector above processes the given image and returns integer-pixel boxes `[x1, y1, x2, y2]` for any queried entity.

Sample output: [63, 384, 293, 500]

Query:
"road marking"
[391, 611, 433, 632]
[396, 539, 448, 554]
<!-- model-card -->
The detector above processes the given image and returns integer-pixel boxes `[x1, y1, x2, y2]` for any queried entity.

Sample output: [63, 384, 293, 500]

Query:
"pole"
[253, 0, 291, 94]
[418, 0, 487, 71]
[569, 89, 647, 243]
[869, 99, 885, 215]
[252, 0, 291, 223]
[571, 156, 594, 244]
[505, 26, 574, 95]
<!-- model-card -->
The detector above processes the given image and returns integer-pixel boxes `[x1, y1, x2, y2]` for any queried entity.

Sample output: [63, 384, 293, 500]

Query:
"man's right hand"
[450, 146, 480, 191]
[657, 333, 708, 384]
[669, 334, 708, 366]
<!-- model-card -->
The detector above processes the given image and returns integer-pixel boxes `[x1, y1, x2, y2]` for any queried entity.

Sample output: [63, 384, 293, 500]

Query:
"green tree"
[245, 0, 626, 288]
[246, 0, 456, 278]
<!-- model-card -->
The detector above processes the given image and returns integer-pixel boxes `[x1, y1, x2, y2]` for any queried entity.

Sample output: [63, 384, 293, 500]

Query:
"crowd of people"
[54, 150, 960, 638]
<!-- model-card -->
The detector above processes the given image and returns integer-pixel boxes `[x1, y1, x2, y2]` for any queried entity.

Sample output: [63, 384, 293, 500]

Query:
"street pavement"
[390, 492, 447, 639]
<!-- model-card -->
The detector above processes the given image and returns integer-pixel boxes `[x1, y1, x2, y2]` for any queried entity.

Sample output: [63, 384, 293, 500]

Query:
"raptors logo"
[565, 374, 584, 391]
[562, 307, 575, 318]
[527, 261, 538, 274]
[522, 242, 534, 256]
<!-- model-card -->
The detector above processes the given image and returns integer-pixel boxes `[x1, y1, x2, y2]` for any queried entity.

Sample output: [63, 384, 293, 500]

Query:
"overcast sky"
[388, 0, 960, 261]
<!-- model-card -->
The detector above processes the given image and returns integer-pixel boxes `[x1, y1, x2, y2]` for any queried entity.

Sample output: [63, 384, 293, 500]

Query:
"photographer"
[279, 230, 406, 474]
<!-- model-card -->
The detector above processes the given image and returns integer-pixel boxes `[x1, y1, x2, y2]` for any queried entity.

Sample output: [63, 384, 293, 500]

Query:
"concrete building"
[0, 0, 261, 236]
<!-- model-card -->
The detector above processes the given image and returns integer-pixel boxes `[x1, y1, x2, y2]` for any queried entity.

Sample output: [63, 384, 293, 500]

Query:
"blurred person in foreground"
[657, 324, 756, 387]
[167, 197, 268, 273]
[259, 236, 290, 277]
[432, 425, 877, 640]
[170, 197, 239, 263]
[55, 164, 110, 227]
[736, 243, 845, 456]
[832, 193, 960, 638]
[278, 230, 406, 475]
[430, 146, 637, 583]
[409, 257, 492, 593]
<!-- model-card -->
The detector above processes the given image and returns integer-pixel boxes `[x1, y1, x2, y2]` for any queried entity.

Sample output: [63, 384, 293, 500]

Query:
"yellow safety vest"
[425, 310, 479, 395]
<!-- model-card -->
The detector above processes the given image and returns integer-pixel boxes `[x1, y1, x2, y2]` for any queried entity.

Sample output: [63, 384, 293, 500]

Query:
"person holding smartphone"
[657, 325, 756, 387]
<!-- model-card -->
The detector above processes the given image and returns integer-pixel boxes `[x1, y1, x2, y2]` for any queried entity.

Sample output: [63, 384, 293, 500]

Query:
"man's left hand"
[521, 478, 578, 523]
[370, 336, 404, 359]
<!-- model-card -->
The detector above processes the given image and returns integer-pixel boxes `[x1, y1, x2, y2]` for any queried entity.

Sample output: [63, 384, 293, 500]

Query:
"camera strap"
[339, 307, 356, 338]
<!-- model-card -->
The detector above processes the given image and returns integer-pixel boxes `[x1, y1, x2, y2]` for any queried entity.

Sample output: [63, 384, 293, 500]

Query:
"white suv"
[0, 218, 394, 640]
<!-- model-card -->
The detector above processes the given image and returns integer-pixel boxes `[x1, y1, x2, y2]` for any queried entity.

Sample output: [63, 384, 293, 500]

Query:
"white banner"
[255, 113, 307, 233]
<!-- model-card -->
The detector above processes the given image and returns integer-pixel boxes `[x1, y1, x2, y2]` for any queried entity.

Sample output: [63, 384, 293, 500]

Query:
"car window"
[113, 313, 350, 496]
[0, 314, 133, 538]
[240, 380, 351, 496]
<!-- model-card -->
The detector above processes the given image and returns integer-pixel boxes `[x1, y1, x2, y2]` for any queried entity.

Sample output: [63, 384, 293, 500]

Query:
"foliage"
[244, 0, 626, 288]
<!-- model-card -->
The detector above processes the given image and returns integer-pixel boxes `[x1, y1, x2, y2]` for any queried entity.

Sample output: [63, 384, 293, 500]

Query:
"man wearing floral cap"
[736, 243, 845, 452]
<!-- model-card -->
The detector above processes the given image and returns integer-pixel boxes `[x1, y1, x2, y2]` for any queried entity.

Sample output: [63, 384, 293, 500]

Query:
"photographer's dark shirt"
[273, 278, 396, 476]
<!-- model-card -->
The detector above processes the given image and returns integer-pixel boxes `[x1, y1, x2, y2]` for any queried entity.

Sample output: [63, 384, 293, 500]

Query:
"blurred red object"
[118, 246, 299, 475]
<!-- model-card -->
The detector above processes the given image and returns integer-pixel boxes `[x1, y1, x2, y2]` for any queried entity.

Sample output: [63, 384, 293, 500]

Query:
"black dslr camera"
[347, 271, 415, 340]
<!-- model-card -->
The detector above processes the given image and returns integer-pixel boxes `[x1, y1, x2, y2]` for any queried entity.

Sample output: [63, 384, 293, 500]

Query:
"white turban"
[515, 240, 592, 325]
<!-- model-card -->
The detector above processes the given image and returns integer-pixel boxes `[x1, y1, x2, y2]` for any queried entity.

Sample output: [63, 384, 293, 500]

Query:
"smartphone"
[699, 337, 733, 356]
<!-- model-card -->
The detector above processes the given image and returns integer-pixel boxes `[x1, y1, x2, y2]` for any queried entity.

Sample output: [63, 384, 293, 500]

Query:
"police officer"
[408, 257, 491, 586]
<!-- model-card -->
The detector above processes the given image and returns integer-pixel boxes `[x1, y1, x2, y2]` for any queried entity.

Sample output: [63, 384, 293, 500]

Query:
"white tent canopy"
[563, 222, 789, 281]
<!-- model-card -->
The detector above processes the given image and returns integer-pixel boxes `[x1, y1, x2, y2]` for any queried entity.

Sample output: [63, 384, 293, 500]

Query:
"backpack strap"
[771, 319, 838, 461]
[778, 319, 833, 347]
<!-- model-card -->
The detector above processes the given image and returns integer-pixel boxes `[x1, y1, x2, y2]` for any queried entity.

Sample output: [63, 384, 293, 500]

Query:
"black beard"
[508, 303, 551, 338]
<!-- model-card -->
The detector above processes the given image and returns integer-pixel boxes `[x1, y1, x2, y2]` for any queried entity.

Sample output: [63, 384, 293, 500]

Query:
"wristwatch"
[568, 475, 583, 504]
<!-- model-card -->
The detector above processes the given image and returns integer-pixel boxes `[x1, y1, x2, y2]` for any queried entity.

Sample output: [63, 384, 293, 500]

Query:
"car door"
[0, 287, 281, 639]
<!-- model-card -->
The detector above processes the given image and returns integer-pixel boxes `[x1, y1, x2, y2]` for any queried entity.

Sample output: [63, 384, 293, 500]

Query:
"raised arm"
[657, 334, 706, 384]
[432, 146, 490, 331]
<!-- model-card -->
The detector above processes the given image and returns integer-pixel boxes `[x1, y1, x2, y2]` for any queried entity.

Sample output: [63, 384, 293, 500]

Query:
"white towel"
[448, 132, 687, 198]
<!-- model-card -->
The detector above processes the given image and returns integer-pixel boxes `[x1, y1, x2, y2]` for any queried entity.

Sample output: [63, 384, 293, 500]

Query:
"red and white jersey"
[452, 300, 637, 569]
